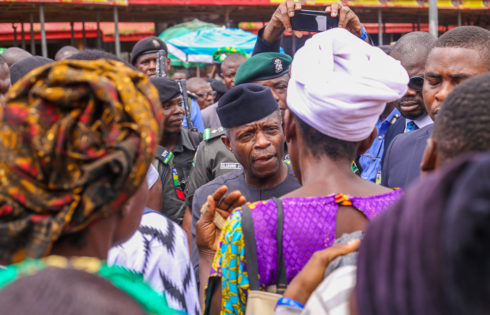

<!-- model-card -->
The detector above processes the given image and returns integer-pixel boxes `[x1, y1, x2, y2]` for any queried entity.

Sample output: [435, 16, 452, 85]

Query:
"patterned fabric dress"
[207, 189, 403, 315]
[109, 209, 201, 315]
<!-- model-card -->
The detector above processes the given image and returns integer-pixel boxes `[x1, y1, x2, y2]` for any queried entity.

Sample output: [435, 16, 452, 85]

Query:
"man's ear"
[283, 109, 296, 143]
[166, 57, 171, 72]
[420, 137, 438, 176]
[221, 135, 233, 153]
[358, 128, 377, 155]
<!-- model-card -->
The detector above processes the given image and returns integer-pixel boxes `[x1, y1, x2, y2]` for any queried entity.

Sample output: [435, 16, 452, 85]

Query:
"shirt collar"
[405, 113, 433, 131]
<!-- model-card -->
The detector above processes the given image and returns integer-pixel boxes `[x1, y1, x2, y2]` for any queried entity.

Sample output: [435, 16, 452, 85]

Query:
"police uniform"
[153, 128, 198, 225]
[190, 164, 300, 285]
[185, 126, 241, 209]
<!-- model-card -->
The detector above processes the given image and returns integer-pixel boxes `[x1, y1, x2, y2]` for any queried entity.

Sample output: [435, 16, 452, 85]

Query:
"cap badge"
[273, 58, 283, 74]
[152, 39, 160, 48]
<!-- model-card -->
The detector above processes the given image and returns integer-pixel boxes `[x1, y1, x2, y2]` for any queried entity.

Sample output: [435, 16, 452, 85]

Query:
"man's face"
[135, 53, 157, 78]
[423, 47, 488, 121]
[392, 51, 427, 120]
[253, 73, 289, 120]
[192, 83, 215, 110]
[226, 111, 284, 179]
[0, 63, 11, 105]
[161, 96, 185, 134]
[220, 61, 241, 90]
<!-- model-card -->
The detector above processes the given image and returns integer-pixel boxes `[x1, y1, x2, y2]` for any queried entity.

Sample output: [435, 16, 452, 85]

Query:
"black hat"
[150, 77, 181, 105]
[10, 56, 53, 85]
[217, 83, 278, 128]
[131, 37, 168, 65]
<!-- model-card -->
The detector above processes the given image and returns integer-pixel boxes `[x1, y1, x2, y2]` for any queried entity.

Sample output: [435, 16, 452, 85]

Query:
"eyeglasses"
[408, 75, 424, 92]
[196, 91, 217, 98]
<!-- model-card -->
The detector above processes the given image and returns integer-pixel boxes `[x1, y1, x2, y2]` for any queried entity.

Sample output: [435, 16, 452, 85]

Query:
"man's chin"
[400, 109, 426, 120]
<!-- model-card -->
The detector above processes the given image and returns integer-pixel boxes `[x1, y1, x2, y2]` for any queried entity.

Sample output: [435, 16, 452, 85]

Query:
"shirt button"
[378, 136, 383, 140]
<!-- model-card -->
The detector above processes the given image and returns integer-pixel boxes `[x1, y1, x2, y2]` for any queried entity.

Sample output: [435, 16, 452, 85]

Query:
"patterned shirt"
[109, 210, 200, 315]
[207, 190, 403, 315]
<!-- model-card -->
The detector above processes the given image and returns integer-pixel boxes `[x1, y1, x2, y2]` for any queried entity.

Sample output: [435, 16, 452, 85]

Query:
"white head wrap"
[287, 28, 409, 142]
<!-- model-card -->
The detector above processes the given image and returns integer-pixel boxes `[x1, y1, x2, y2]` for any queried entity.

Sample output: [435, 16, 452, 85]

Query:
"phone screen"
[291, 10, 339, 33]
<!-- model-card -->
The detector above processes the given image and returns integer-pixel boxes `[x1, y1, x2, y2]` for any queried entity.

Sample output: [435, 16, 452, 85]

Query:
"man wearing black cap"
[150, 77, 202, 225]
[131, 36, 170, 78]
[185, 52, 292, 206]
[190, 84, 300, 300]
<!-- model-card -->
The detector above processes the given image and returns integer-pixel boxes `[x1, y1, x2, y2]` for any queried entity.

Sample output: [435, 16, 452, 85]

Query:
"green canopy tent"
[159, 19, 218, 68]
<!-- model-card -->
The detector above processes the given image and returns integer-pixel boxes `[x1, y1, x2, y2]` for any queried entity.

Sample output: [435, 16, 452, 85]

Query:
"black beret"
[131, 37, 168, 65]
[10, 56, 53, 85]
[217, 83, 278, 128]
[150, 77, 181, 105]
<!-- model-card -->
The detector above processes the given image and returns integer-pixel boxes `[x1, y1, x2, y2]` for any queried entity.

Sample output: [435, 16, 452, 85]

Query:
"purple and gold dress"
[207, 189, 403, 315]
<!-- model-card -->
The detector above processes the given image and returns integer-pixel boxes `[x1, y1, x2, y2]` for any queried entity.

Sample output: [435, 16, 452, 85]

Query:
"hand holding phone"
[290, 9, 339, 33]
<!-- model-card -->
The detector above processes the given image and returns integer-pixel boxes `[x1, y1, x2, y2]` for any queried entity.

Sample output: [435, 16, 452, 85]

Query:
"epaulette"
[390, 113, 400, 126]
[203, 127, 225, 141]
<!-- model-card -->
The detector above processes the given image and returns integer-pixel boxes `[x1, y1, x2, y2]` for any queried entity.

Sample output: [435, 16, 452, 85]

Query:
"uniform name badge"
[220, 162, 242, 170]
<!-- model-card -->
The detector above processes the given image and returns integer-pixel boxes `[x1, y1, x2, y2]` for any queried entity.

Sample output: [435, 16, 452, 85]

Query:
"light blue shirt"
[359, 108, 400, 183]
[182, 98, 204, 132]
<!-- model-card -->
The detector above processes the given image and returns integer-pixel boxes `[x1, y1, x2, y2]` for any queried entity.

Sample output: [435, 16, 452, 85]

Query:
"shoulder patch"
[203, 128, 211, 141]
[204, 126, 225, 141]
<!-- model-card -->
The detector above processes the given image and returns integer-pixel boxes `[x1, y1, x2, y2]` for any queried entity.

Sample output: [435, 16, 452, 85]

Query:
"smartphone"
[290, 9, 339, 32]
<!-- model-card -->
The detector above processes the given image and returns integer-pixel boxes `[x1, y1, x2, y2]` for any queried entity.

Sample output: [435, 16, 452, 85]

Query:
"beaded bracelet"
[276, 297, 305, 310]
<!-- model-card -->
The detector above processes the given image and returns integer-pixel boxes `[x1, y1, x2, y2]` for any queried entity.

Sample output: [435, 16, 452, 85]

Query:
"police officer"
[150, 77, 201, 225]
[191, 84, 300, 300]
[131, 36, 170, 78]
[185, 52, 292, 208]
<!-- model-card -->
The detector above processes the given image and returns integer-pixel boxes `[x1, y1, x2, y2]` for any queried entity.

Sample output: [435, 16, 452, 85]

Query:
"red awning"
[0, 22, 154, 42]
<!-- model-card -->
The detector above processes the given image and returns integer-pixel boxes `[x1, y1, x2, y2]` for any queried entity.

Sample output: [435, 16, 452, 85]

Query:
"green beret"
[234, 52, 292, 85]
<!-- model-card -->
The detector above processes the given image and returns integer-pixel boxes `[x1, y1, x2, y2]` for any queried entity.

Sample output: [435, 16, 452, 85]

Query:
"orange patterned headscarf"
[0, 59, 163, 264]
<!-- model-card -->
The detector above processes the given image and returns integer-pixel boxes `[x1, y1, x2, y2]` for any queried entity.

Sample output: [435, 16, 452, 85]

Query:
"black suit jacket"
[382, 124, 433, 189]
[381, 117, 405, 166]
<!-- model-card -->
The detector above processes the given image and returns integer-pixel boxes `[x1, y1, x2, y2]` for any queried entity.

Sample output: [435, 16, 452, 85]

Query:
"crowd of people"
[0, 1, 489, 314]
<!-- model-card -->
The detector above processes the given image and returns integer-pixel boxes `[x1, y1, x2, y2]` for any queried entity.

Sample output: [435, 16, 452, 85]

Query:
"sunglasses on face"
[408, 75, 424, 92]
[196, 91, 217, 98]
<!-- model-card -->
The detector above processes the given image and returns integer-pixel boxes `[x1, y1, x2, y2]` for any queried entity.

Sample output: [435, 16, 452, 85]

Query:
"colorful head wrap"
[212, 47, 249, 63]
[356, 152, 490, 315]
[0, 59, 163, 264]
[287, 28, 408, 142]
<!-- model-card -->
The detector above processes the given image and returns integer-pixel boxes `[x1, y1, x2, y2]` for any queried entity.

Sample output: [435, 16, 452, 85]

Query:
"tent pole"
[457, 10, 462, 26]
[70, 21, 75, 46]
[113, 7, 121, 58]
[82, 20, 87, 48]
[377, 8, 383, 46]
[429, 0, 438, 37]
[21, 22, 26, 50]
[30, 13, 36, 55]
[97, 13, 102, 49]
[40, 3, 48, 57]
[12, 24, 17, 47]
